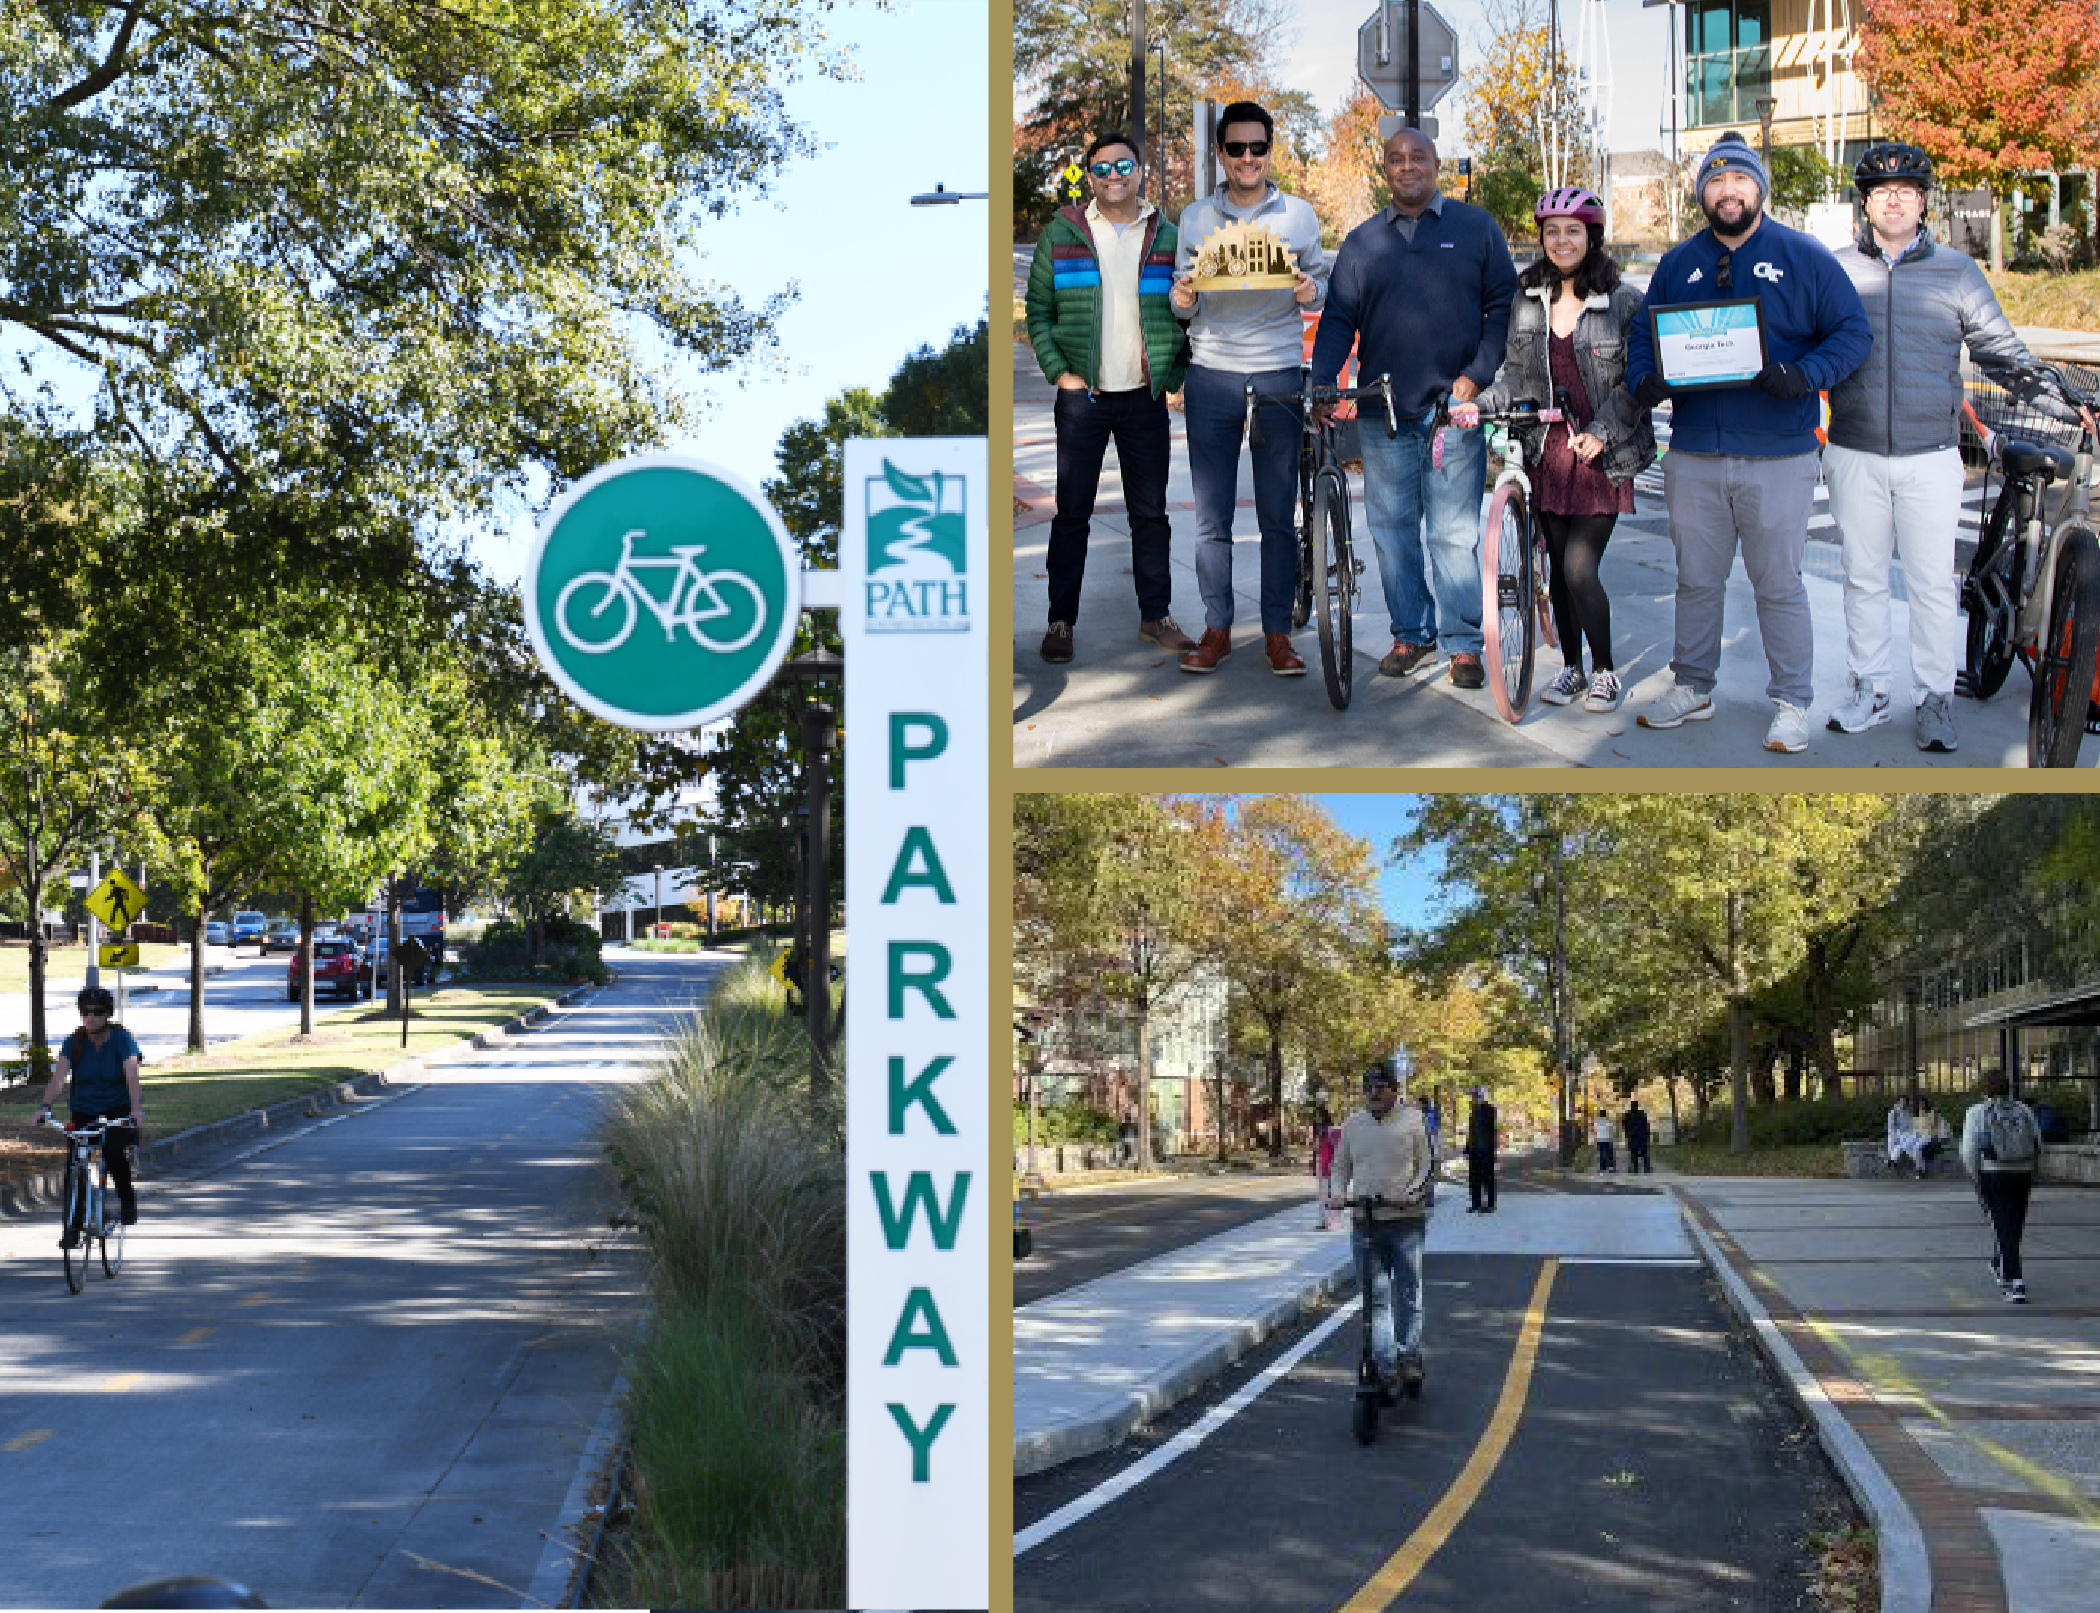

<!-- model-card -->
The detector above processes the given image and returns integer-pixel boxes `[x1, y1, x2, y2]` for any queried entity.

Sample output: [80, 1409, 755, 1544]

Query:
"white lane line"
[1013, 1299, 1359, 1559]
[1556, 1256, 1703, 1266]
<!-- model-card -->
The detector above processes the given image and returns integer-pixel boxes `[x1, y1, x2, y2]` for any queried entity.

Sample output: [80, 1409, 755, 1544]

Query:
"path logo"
[865, 460, 968, 635]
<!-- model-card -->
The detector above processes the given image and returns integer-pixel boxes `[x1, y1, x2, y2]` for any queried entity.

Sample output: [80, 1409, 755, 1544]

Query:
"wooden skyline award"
[1188, 218, 1298, 290]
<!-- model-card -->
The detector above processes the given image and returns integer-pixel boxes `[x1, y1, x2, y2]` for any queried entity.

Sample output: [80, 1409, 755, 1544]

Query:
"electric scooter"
[1345, 1194, 1425, 1445]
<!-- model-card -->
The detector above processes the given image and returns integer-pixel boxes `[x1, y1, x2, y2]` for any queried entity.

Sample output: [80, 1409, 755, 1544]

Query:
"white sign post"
[842, 437, 988, 1609]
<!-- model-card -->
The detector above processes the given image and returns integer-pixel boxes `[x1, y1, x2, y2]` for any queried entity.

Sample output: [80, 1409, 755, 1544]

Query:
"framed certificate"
[1649, 297, 1768, 390]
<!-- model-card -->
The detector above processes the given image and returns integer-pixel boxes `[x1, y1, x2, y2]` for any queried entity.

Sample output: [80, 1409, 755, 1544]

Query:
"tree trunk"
[24, 843, 48, 1069]
[1728, 891, 1751, 1154]
[189, 903, 209, 1054]
[1134, 1003, 1153, 1171]
[1662, 1069, 1681, 1137]
[1266, 1018, 1286, 1163]
[386, 878, 403, 1013]
[1807, 933, 1842, 1098]
[1990, 187, 2004, 272]
[1751, 1037, 1779, 1107]
[299, 891, 315, 1036]
[1784, 1039, 1804, 1104]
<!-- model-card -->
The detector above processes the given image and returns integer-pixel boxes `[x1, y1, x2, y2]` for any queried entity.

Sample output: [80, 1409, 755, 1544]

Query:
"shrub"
[1682, 1093, 1894, 1148]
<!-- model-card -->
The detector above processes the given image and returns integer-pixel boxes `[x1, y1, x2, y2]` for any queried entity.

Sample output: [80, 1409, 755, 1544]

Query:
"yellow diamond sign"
[84, 869, 147, 931]
[769, 950, 790, 985]
[100, 942, 140, 969]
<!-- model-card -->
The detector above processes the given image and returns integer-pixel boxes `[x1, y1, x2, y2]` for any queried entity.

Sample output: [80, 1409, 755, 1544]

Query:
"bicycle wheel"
[684, 572, 767, 654]
[1311, 469, 1354, 710]
[1480, 483, 1536, 721]
[554, 573, 637, 654]
[1961, 487, 2021, 699]
[101, 1189, 125, 1279]
[62, 1170, 87, 1294]
[2028, 525, 2100, 766]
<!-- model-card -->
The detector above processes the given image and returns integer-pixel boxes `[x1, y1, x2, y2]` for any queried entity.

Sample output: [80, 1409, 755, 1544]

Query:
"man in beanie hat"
[1626, 130, 1871, 754]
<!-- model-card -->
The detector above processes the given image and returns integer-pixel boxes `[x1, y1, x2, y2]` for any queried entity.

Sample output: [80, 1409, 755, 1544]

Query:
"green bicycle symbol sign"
[524, 456, 802, 731]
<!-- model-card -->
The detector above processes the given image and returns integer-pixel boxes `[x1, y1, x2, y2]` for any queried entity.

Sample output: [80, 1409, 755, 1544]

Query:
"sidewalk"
[1011, 1167, 2100, 1613]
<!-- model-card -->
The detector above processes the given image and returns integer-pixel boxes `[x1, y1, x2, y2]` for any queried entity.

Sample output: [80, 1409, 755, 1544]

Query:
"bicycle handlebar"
[36, 1115, 137, 1138]
[1243, 373, 1400, 451]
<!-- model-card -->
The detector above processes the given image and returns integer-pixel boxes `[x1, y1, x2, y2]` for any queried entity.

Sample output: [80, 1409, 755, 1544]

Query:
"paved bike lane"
[1014, 1186, 1846, 1612]
[0, 949, 719, 1609]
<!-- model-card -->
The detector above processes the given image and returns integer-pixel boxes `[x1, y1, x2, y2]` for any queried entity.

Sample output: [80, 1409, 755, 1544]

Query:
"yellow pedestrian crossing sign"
[84, 869, 147, 931]
[100, 942, 140, 968]
[769, 950, 790, 985]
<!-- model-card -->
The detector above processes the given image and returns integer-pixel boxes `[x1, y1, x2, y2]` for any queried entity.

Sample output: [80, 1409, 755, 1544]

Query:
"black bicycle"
[39, 1116, 135, 1292]
[1957, 363, 2100, 766]
[1243, 372, 1398, 709]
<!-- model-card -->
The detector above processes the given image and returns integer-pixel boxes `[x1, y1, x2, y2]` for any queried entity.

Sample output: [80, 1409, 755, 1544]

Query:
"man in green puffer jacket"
[1025, 133, 1192, 665]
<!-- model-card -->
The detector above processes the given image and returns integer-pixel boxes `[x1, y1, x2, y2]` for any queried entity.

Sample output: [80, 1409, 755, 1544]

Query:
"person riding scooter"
[1328, 1064, 1436, 1404]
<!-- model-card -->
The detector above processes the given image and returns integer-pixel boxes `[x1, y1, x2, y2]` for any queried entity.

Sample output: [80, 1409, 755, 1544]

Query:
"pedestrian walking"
[1464, 1086, 1498, 1212]
[1825, 143, 2045, 752]
[1593, 1109, 1617, 1173]
[1623, 1098, 1652, 1174]
[1309, 125, 1518, 690]
[1313, 1104, 1341, 1229]
[1456, 187, 1654, 713]
[1627, 130, 1872, 752]
[1169, 101, 1329, 677]
[1327, 1065, 1435, 1394]
[1024, 132, 1193, 666]
[1961, 1069, 2044, 1303]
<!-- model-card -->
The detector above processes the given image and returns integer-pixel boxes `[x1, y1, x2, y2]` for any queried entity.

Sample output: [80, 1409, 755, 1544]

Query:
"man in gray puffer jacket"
[1825, 142, 2041, 753]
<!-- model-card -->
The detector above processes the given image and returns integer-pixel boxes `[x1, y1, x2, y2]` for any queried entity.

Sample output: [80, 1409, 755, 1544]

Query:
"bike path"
[1010, 340, 2039, 769]
[0, 951, 716, 1609]
[1014, 1190, 1842, 1612]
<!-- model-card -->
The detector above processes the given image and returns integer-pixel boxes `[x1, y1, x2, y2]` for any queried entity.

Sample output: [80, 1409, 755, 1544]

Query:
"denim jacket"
[1475, 279, 1655, 486]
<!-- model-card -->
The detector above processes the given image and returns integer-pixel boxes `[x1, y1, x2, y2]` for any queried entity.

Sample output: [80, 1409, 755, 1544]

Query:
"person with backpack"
[35, 985, 145, 1245]
[1960, 1069, 2044, 1303]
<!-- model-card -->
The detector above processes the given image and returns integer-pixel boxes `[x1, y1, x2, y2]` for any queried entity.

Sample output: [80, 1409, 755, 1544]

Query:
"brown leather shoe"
[1140, 615, 1196, 654]
[1040, 622, 1074, 663]
[1379, 640, 1434, 677]
[1264, 633, 1307, 675]
[1179, 628, 1231, 672]
[1448, 651, 1486, 689]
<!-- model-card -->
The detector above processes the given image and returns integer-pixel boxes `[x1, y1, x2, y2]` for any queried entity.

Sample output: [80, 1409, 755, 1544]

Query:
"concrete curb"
[1666, 1183, 1931, 1613]
[0, 980, 595, 1221]
[527, 1365, 634, 1609]
[1013, 1244, 1356, 1477]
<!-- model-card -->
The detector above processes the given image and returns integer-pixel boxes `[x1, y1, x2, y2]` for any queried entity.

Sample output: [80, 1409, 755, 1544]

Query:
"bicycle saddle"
[2002, 440, 2075, 481]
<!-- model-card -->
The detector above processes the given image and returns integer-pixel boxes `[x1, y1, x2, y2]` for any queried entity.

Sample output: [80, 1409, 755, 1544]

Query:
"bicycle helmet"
[1855, 142, 1934, 197]
[1535, 186, 1606, 225]
[77, 986, 114, 1014]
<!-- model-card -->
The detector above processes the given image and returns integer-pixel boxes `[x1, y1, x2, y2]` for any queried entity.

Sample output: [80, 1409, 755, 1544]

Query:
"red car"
[286, 939, 373, 1002]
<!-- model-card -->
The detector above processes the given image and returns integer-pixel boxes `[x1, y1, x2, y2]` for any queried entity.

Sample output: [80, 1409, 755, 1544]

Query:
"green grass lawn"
[0, 981, 567, 1184]
[0, 940, 190, 995]
[1655, 1141, 1848, 1179]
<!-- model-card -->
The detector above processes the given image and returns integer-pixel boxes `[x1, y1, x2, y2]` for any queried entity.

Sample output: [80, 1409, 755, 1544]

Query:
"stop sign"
[1357, 0, 1460, 113]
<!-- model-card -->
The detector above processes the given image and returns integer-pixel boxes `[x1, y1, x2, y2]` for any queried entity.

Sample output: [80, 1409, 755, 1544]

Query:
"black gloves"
[1754, 360, 1814, 399]
[1633, 374, 1673, 410]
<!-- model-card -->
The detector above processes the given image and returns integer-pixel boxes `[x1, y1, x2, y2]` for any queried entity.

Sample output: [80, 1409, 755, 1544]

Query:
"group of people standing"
[1025, 101, 2049, 754]
[1590, 1100, 1653, 1173]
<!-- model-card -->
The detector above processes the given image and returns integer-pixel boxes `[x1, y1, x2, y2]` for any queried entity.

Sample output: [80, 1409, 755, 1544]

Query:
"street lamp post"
[1756, 95, 1778, 170]
[908, 184, 989, 206]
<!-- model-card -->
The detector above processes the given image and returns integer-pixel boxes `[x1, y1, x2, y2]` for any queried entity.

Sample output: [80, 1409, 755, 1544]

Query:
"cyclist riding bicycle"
[1326, 1063, 1436, 1399]
[37, 986, 144, 1246]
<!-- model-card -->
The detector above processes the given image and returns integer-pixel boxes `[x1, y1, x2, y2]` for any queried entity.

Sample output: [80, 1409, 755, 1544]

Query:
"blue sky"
[1306, 793, 1449, 932]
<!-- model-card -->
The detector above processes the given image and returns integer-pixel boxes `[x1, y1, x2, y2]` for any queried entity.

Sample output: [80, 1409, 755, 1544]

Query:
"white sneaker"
[1765, 699, 1811, 753]
[1540, 666, 1587, 705]
[1637, 682, 1714, 729]
[1826, 674, 1891, 733]
[1584, 669, 1623, 713]
[1915, 692, 1960, 752]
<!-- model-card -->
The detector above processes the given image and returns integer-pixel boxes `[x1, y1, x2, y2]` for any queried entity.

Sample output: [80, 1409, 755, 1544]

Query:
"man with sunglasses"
[1169, 101, 1329, 676]
[1627, 130, 1870, 753]
[1823, 143, 2040, 753]
[37, 986, 145, 1244]
[1026, 133, 1194, 665]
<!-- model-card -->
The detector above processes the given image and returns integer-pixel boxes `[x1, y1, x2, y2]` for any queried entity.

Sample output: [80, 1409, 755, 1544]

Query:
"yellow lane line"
[178, 1328, 215, 1344]
[3, 1431, 54, 1452]
[99, 1373, 145, 1394]
[1335, 1259, 1560, 1613]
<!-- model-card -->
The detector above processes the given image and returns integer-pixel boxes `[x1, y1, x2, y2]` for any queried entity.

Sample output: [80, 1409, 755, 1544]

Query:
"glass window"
[1736, 0, 1770, 48]
[1697, 56, 1734, 128]
[1732, 44, 1771, 123]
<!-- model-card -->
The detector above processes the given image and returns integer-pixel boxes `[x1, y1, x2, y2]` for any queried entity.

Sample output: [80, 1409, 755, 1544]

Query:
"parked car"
[262, 919, 303, 953]
[232, 911, 268, 948]
[368, 933, 433, 988]
[204, 920, 231, 946]
[286, 938, 373, 1002]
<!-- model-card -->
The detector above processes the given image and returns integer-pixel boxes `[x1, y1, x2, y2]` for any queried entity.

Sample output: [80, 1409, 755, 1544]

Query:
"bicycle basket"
[1963, 367, 2090, 466]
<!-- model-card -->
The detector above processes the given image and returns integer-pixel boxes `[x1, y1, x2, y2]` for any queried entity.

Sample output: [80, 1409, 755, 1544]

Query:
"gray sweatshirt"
[1174, 182, 1329, 374]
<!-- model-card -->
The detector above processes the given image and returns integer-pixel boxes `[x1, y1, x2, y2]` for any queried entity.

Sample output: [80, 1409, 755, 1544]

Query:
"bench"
[1840, 1138, 1958, 1178]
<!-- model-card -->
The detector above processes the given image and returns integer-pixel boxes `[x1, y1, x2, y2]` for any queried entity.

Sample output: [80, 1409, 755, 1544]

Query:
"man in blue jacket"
[1627, 131, 1871, 752]
[1310, 126, 1517, 688]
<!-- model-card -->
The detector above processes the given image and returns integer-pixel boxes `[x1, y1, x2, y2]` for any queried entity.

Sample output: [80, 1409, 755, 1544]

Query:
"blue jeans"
[1182, 362, 1303, 635]
[1357, 407, 1488, 654]
[1351, 1216, 1425, 1375]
